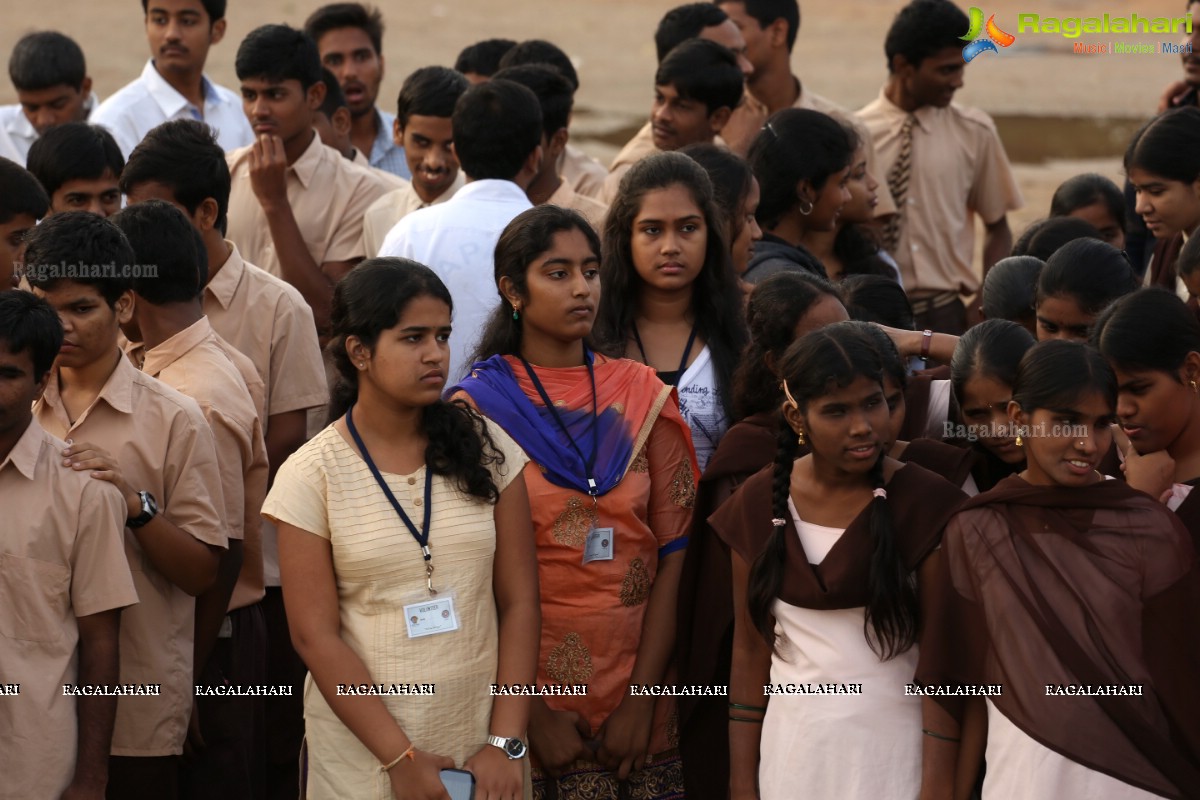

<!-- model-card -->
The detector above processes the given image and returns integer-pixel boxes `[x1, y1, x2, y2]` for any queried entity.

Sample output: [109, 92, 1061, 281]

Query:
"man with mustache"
[91, 0, 251, 159]
[305, 3, 410, 180]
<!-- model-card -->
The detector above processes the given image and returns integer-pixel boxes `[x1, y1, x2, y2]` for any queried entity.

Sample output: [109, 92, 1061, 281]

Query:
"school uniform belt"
[908, 291, 962, 315]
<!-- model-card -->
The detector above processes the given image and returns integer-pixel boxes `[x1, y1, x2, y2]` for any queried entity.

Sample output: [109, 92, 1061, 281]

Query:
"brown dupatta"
[899, 437, 975, 489]
[710, 461, 965, 609]
[917, 474, 1200, 798]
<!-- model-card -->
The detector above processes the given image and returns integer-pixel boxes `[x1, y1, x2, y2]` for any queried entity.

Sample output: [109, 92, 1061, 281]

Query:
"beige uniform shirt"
[142, 318, 269, 612]
[203, 242, 329, 419]
[34, 353, 226, 756]
[360, 173, 466, 259]
[560, 143, 607, 200]
[225, 133, 390, 280]
[0, 418, 137, 798]
[547, 179, 609, 232]
[859, 90, 1023, 296]
[602, 122, 659, 204]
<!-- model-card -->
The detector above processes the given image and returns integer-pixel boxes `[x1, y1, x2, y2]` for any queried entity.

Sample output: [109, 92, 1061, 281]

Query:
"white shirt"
[378, 179, 533, 381]
[0, 93, 99, 165]
[675, 346, 727, 473]
[91, 60, 252, 158]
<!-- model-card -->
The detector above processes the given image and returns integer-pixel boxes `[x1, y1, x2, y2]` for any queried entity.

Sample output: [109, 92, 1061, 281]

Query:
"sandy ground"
[3, 0, 1194, 241]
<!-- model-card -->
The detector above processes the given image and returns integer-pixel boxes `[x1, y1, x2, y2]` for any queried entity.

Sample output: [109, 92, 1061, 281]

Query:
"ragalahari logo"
[961, 7, 1016, 62]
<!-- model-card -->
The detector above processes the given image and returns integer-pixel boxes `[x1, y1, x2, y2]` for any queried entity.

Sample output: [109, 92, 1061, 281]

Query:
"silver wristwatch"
[486, 735, 528, 760]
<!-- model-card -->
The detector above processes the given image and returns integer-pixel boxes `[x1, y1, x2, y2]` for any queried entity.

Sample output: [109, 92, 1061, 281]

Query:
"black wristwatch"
[486, 735, 528, 760]
[127, 491, 159, 529]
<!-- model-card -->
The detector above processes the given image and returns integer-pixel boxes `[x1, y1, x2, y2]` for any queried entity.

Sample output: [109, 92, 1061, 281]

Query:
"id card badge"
[403, 590, 460, 639]
[583, 526, 615, 564]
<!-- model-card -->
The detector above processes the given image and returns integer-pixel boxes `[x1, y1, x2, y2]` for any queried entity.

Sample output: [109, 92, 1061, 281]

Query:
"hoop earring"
[798, 198, 814, 216]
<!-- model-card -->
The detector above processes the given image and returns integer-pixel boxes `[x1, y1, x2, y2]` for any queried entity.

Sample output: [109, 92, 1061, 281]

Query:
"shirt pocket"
[0, 553, 70, 642]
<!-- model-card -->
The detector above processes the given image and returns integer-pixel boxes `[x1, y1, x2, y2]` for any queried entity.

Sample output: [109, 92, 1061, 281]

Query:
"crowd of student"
[2, 0, 1200, 799]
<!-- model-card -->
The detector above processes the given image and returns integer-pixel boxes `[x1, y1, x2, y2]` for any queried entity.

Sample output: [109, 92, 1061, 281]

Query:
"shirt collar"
[453, 178, 531, 204]
[371, 108, 399, 165]
[204, 240, 247, 310]
[874, 87, 935, 134]
[0, 418, 45, 480]
[290, 131, 326, 189]
[141, 317, 214, 379]
[40, 349, 137, 425]
[141, 59, 218, 119]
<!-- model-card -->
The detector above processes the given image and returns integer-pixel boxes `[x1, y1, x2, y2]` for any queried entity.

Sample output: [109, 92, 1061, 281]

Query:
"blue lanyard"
[518, 347, 600, 499]
[345, 405, 437, 593]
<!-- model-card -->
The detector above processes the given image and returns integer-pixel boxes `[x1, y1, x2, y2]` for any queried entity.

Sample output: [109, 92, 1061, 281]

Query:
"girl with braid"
[710, 322, 966, 800]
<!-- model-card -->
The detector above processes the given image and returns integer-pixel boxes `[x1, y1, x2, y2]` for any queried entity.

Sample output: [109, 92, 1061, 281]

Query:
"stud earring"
[797, 429, 806, 446]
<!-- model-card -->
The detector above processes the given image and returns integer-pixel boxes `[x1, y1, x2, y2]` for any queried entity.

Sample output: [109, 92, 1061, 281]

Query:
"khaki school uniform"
[0, 418, 138, 798]
[204, 241, 328, 422]
[547, 179, 609, 232]
[225, 133, 390, 281]
[560, 143, 607, 200]
[601, 122, 658, 204]
[858, 90, 1023, 298]
[34, 353, 226, 756]
[141, 318, 269, 612]
[359, 172, 465, 258]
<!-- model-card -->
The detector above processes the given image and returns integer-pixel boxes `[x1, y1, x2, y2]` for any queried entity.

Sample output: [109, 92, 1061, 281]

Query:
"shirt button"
[414, 497, 423, 507]
[911, 244, 920, 252]
[407, 477, 417, 485]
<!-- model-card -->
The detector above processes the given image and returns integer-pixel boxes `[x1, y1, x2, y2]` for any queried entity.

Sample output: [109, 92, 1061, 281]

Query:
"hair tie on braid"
[771, 518, 787, 527]
[872, 488, 887, 499]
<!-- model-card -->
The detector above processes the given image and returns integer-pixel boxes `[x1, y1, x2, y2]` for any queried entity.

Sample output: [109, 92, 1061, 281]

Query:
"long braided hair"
[747, 322, 917, 660]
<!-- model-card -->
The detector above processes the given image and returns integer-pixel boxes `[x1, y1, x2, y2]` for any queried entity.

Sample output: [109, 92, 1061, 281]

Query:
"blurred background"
[3, 0, 1191, 243]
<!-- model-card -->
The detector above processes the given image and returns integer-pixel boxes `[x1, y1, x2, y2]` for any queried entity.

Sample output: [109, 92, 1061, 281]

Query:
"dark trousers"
[180, 603, 268, 800]
[913, 295, 968, 336]
[262, 587, 307, 800]
[108, 755, 179, 800]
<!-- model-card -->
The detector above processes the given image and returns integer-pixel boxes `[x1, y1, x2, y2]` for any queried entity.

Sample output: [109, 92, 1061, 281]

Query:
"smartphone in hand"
[440, 768, 475, 800]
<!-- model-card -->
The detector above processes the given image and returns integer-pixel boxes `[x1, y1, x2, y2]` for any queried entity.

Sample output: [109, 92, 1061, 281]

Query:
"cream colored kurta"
[263, 421, 529, 799]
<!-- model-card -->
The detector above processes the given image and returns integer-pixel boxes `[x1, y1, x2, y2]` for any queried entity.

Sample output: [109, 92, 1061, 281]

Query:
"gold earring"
[1015, 433, 1023, 447]
[1191, 379, 1197, 394]
[797, 429, 806, 446]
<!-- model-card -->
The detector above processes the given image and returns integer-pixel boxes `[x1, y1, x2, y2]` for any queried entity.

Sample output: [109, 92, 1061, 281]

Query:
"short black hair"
[8, 31, 87, 92]
[720, 0, 801, 52]
[318, 67, 348, 118]
[303, 3, 384, 54]
[491, 65, 573, 139]
[884, 0, 969, 72]
[23, 212, 135, 306]
[112, 201, 205, 305]
[0, 158, 50, 225]
[498, 40, 579, 92]
[656, 3, 730, 62]
[236, 25, 323, 90]
[140, 0, 226, 22]
[655, 38, 744, 115]
[0, 289, 64, 381]
[121, 120, 231, 236]
[453, 39, 517, 78]
[396, 66, 469, 127]
[451, 80, 542, 181]
[26, 123, 124, 198]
